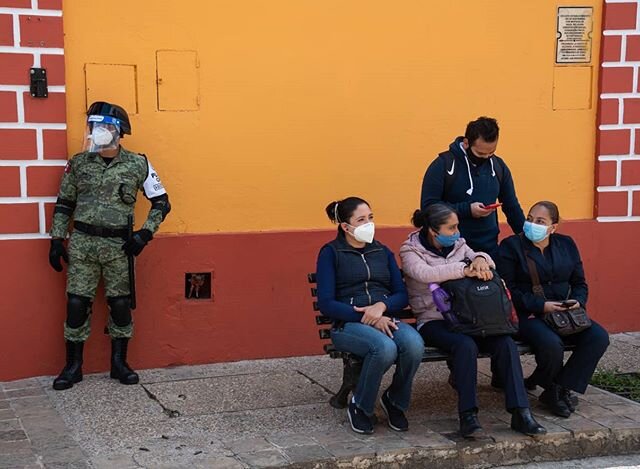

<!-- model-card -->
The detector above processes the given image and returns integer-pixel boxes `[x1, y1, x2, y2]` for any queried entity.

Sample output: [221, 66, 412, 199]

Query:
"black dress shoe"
[459, 409, 485, 438]
[560, 387, 578, 412]
[510, 408, 547, 436]
[539, 384, 571, 418]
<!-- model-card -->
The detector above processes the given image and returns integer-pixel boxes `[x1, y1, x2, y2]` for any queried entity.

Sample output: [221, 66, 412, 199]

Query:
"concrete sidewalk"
[2, 333, 640, 469]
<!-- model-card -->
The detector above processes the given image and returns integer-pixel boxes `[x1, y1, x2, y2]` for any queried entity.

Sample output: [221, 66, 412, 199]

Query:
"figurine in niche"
[188, 274, 206, 298]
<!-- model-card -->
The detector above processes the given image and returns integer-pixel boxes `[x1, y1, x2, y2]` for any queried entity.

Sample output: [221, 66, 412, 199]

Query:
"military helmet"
[86, 101, 131, 136]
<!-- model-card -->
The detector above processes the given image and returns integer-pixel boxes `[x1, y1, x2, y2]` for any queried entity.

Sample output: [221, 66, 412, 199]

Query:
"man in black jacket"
[420, 116, 525, 259]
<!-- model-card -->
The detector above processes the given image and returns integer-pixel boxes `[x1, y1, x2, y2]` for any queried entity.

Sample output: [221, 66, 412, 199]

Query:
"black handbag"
[521, 236, 591, 336]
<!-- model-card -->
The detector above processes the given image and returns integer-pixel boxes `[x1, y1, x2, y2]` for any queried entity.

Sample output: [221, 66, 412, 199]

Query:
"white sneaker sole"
[347, 407, 373, 435]
[379, 396, 408, 432]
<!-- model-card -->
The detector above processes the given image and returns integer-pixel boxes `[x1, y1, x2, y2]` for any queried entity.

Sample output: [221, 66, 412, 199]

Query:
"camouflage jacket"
[50, 146, 169, 238]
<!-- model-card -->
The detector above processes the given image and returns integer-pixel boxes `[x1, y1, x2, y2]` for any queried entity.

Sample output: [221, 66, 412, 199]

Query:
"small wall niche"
[185, 272, 212, 300]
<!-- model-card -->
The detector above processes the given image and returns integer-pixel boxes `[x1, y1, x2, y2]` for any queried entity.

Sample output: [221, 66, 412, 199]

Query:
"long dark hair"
[325, 197, 370, 233]
[411, 203, 456, 233]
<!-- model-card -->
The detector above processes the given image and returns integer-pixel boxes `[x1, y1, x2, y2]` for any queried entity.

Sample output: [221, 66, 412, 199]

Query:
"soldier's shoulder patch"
[64, 161, 72, 174]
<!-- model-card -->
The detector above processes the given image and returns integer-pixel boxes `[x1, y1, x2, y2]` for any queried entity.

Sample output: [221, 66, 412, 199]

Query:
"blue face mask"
[523, 221, 550, 243]
[435, 231, 460, 247]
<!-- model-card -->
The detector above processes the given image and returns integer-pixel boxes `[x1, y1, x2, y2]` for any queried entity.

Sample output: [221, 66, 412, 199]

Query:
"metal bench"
[308, 272, 576, 409]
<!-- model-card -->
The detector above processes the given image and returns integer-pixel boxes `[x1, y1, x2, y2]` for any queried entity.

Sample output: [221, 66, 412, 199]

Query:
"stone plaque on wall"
[556, 7, 593, 64]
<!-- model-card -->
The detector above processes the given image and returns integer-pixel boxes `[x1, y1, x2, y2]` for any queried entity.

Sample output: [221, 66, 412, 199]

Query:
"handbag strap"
[519, 234, 546, 299]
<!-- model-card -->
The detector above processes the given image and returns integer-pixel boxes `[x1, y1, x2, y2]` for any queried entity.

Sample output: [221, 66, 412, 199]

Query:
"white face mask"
[347, 222, 375, 244]
[91, 126, 114, 146]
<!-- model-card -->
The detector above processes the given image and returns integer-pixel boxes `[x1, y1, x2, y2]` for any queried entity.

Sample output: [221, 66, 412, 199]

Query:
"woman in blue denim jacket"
[316, 196, 424, 435]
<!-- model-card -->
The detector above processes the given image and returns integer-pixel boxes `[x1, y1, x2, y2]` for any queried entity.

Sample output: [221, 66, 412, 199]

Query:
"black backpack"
[441, 271, 518, 337]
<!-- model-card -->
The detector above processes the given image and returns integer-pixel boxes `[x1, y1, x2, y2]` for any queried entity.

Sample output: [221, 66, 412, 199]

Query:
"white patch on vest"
[143, 160, 167, 198]
[476, 285, 489, 291]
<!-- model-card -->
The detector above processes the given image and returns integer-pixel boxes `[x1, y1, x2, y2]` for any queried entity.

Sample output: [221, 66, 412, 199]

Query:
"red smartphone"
[483, 202, 502, 210]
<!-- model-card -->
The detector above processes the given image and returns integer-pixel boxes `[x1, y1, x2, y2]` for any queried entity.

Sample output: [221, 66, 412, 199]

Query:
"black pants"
[420, 320, 530, 413]
[518, 318, 609, 393]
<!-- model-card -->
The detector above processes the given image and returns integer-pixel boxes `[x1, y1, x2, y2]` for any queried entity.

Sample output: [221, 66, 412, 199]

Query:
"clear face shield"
[82, 115, 122, 153]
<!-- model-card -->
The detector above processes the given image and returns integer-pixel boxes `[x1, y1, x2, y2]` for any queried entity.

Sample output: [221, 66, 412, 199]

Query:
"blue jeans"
[518, 318, 609, 393]
[331, 321, 424, 416]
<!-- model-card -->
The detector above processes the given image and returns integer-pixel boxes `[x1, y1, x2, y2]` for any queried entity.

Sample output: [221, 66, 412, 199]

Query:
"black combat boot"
[110, 338, 139, 385]
[52, 341, 84, 391]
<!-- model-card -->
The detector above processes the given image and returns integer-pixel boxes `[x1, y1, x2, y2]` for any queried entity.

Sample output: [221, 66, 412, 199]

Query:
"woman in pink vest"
[399, 203, 545, 439]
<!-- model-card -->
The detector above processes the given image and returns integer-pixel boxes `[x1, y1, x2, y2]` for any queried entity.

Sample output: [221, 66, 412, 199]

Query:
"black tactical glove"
[49, 238, 68, 272]
[122, 229, 153, 257]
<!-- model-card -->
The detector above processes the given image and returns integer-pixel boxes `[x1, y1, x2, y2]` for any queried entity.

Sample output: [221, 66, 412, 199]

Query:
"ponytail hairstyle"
[411, 203, 457, 234]
[325, 197, 370, 233]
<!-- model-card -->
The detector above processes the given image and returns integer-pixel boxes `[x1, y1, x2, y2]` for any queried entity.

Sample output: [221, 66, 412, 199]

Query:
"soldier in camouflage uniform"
[48, 101, 171, 391]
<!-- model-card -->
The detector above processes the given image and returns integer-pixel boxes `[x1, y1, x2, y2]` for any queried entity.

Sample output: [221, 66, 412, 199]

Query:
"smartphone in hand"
[561, 300, 578, 308]
[483, 202, 503, 210]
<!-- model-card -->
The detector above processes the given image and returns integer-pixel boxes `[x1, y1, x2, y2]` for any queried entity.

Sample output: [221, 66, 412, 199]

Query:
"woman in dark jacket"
[499, 201, 609, 418]
[316, 197, 424, 435]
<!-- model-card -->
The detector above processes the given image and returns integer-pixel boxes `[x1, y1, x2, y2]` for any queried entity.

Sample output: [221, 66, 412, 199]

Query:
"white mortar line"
[38, 201, 45, 234]
[633, 66, 639, 93]
[15, 90, 23, 123]
[617, 160, 622, 185]
[0, 8, 62, 16]
[0, 233, 50, 240]
[630, 124, 637, 153]
[597, 216, 640, 222]
[628, 190, 634, 216]
[0, 123, 66, 130]
[621, 34, 628, 63]
[0, 196, 56, 203]
[11, 13, 19, 48]
[604, 30, 640, 36]
[598, 155, 640, 161]
[19, 166, 27, 198]
[0, 46, 63, 54]
[599, 123, 640, 130]
[0, 85, 65, 92]
[0, 160, 66, 166]
[35, 128, 43, 160]
[618, 97, 624, 125]
[32, 51, 40, 68]
[597, 185, 640, 191]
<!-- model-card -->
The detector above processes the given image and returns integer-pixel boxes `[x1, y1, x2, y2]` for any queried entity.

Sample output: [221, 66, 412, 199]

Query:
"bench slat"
[316, 315, 332, 325]
[319, 329, 331, 340]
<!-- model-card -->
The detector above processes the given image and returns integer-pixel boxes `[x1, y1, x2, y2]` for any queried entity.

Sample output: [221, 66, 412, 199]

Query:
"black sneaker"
[347, 401, 374, 434]
[380, 391, 408, 432]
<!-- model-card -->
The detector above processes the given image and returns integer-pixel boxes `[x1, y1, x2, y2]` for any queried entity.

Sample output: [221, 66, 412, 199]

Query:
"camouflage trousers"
[64, 231, 133, 341]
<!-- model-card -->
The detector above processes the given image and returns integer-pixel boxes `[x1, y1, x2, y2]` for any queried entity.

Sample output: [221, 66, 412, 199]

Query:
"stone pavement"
[1, 332, 640, 468]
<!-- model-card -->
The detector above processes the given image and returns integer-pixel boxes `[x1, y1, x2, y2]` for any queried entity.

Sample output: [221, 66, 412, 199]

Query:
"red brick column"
[0, 0, 66, 239]
[597, 0, 640, 220]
